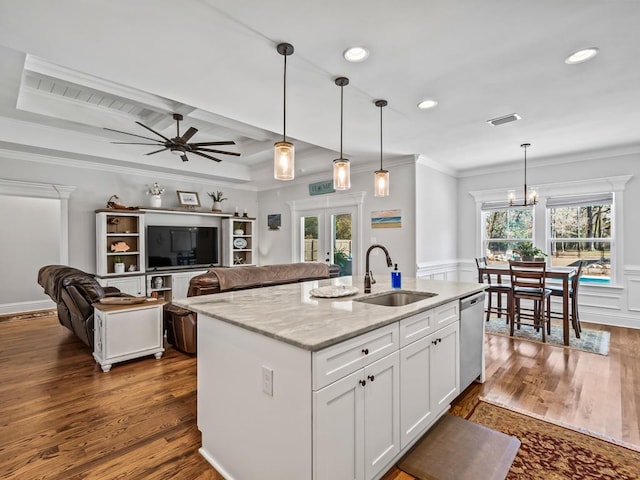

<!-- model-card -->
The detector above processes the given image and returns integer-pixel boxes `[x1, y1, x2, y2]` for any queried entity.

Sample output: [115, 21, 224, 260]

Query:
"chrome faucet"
[364, 244, 393, 293]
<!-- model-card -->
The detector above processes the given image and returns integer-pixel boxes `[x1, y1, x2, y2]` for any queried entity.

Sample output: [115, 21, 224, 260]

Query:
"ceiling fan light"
[374, 169, 389, 197]
[274, 141, 295, 180]
[333, 158, 351, 190]
[170, 146, 185, 155]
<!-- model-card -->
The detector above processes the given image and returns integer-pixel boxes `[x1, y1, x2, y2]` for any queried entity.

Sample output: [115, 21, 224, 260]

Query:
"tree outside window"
[482, 208, 533, 264]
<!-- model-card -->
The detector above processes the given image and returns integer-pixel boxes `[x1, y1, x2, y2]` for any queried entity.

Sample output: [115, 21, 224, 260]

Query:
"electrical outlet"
[262, 366, 273, 396]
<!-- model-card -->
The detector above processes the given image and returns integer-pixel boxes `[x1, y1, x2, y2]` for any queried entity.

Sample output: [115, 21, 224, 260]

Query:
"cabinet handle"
[359, 379, 366, 387]
[367, 375, 375, 382]
[432, 339, 438, 345]
[361, 348, 369, 355]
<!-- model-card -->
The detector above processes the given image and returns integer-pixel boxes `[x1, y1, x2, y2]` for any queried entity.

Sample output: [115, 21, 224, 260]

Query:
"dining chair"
[546, 260, 585, 338]
[509, 260, 552, 342]
[475, 257, 511, 323]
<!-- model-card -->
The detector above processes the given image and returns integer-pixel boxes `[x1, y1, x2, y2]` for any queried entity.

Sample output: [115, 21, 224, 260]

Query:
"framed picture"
[267, 213, 282, 230]
[176, 191, 200, 207]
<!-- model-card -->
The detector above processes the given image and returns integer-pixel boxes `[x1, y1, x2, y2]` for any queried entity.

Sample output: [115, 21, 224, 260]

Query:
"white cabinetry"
[98, 276, 145, 296]
[314, 351, 400, 480]
[93, 301, 164, 372]
[399, 304, 459, 449]
[221, 217, 256, 266]
[171, 270, 207, 299]
[95, 210, 145, 276]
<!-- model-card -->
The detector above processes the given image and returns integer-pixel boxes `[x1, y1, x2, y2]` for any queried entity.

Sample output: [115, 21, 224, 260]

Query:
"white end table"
[93, 299, 165, 372]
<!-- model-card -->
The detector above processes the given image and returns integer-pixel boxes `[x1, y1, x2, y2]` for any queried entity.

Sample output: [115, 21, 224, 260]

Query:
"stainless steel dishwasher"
[459, 291, 486, 392]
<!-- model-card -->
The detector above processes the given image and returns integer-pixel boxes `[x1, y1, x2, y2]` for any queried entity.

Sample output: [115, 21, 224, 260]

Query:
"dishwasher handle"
[460, 292, 486, 310]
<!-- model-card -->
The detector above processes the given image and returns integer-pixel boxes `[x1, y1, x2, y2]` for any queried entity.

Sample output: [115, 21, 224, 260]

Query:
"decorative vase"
[153, 276, 163, 289]
[212, 201, 222, 212]
[234, 229, 244, 235]
[150, 195, 162, 208]
[114, 262, 125, 274]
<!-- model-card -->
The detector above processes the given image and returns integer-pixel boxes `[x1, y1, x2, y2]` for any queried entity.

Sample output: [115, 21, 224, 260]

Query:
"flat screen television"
[146, 225, 219, 270]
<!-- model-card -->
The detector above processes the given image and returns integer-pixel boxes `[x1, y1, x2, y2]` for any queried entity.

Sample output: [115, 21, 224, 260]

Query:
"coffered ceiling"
[0, 0, 639, 189]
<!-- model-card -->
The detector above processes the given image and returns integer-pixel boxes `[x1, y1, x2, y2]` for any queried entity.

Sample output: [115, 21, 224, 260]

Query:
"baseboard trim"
[0, 299, 55, 315]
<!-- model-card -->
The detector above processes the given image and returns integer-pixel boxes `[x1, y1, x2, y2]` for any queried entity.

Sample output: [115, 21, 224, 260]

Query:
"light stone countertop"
[173, 276, 486, 352]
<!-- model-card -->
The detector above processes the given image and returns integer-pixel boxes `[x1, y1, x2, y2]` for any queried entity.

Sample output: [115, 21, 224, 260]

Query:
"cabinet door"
[100, 276, 145, 296]
[171, 270, 207, 299]
[430, 321, 460, 415]
[399, 335, 434, 449]
[363, 352, 400, 480]
[313, 369, 365, 480]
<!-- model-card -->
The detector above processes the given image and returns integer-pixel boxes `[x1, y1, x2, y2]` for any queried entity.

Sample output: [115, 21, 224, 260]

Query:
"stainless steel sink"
[354, 290, 437, 307]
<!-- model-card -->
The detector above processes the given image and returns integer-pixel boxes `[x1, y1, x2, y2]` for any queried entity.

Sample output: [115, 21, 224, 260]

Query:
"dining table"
[478, 264, 577, 346]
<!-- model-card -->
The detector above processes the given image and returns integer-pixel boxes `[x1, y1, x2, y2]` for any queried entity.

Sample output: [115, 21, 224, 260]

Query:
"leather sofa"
[37, 265, 124, 349]
[164, 262, 341, 354]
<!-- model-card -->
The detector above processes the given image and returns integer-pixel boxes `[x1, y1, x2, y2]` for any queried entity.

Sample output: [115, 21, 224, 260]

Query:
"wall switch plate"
[262, 366, 273, 396]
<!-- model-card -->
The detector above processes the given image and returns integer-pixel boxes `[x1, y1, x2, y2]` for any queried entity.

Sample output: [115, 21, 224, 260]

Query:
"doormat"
[484, 317, 610, 355]
[398, 413, 520, 480]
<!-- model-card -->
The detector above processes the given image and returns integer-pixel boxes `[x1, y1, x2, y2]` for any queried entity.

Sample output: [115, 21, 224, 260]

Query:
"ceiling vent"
[487, 113, 521, 126]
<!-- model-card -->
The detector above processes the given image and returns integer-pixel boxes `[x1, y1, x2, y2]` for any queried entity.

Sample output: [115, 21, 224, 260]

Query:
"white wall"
[0, 196, 60, 306]
[415, 159, 458, 280]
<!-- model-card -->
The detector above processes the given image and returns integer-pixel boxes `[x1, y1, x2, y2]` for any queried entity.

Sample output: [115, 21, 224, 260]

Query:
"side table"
[93, 299, 165, 372]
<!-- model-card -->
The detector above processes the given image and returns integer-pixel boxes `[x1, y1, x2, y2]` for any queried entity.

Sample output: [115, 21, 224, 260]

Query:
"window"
[481, 206, 533, 264]
[547, 194, 613, 283]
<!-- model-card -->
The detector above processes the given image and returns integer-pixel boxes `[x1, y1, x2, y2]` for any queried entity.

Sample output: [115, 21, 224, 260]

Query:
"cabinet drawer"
[433, 301, 459, 329]
[399, 308, 434, 347]
[313, 323, 399, 390]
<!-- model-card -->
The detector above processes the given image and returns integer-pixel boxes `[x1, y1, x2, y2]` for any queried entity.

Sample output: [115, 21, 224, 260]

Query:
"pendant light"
[508, 143, 538, 206]
[274, 43, 295, 181]
[374, 99, 389, 197]
[333, 77, 350, 190]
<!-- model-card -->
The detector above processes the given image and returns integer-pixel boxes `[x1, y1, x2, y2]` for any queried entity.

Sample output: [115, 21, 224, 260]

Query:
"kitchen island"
[174, 276, 485, 480]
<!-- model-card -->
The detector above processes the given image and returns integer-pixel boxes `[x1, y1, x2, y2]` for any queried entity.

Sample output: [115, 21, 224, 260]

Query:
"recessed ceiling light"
[417, 99, 438, 110]
[343, 47, 369, 63]
[565, 47, 599, 65]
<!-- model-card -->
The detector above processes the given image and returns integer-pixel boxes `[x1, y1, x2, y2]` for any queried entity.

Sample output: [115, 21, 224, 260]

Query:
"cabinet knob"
[359, 379, 366, 387]
[432, 339, 438, 345]
[367, 375, 375, 382]
[361, 348, 369, 355]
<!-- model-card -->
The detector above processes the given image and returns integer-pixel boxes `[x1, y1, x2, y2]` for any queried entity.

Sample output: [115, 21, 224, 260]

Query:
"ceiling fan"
[105, 113, 240, 163]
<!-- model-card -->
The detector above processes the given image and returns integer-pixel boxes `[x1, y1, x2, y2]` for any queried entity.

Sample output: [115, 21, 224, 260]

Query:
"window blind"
[546, 193, 613, 208]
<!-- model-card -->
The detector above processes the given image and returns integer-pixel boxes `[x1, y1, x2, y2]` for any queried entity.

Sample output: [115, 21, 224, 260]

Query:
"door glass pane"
[303, 216, 319, 262]
[333, 213, 352, 276]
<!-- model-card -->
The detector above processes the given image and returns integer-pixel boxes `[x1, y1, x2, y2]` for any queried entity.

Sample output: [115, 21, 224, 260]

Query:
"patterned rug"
[485, 316, 610, 355]
[463, 401, 639, 480]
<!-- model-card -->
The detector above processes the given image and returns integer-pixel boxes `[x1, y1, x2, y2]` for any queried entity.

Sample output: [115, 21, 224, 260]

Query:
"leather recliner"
[37, 265, 123, 349]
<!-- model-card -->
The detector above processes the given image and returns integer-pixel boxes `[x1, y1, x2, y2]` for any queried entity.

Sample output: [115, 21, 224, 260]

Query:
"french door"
[290, 191, 364, 277]
[299, 207, 356, 277]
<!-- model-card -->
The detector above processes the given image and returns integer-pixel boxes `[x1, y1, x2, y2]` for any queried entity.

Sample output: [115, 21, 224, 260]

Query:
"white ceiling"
[0, 0, 639, 189]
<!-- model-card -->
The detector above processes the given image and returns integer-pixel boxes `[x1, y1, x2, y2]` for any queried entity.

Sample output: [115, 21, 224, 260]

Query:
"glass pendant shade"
[374, 169, 389, 197]
[333, 158, 350, 190]
[274, 141, 295, 180]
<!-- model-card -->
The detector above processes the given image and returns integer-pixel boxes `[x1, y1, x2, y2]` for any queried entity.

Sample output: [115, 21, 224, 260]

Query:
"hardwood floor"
[1, 314, 638, 479]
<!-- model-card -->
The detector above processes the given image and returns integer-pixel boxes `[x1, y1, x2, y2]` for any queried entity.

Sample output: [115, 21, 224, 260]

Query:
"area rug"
[464, 401, 639, 480]
[485, 317, 610, 355]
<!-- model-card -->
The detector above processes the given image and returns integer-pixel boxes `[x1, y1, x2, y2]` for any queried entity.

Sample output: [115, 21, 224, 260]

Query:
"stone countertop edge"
[173, 277, 487, 352]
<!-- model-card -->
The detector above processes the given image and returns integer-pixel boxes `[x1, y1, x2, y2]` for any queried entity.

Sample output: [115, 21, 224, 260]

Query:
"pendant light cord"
[283, 54, 287, 142]
[340, 84, 344, 157]
[379, 104, 383, 170]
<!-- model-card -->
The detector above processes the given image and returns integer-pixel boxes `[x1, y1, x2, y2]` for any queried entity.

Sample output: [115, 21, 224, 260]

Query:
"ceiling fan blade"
[111, 141, 165, 145]
[146, 147, 169, 155]
[191, 151, 222, 163]
[189, 141, 236, 146]
[181, 154, 189, 162]
[135, 121, 172, 143]
[196, 147, 241, 156]
[181, 127, 198, 142]
[104, 127, 161, 143]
